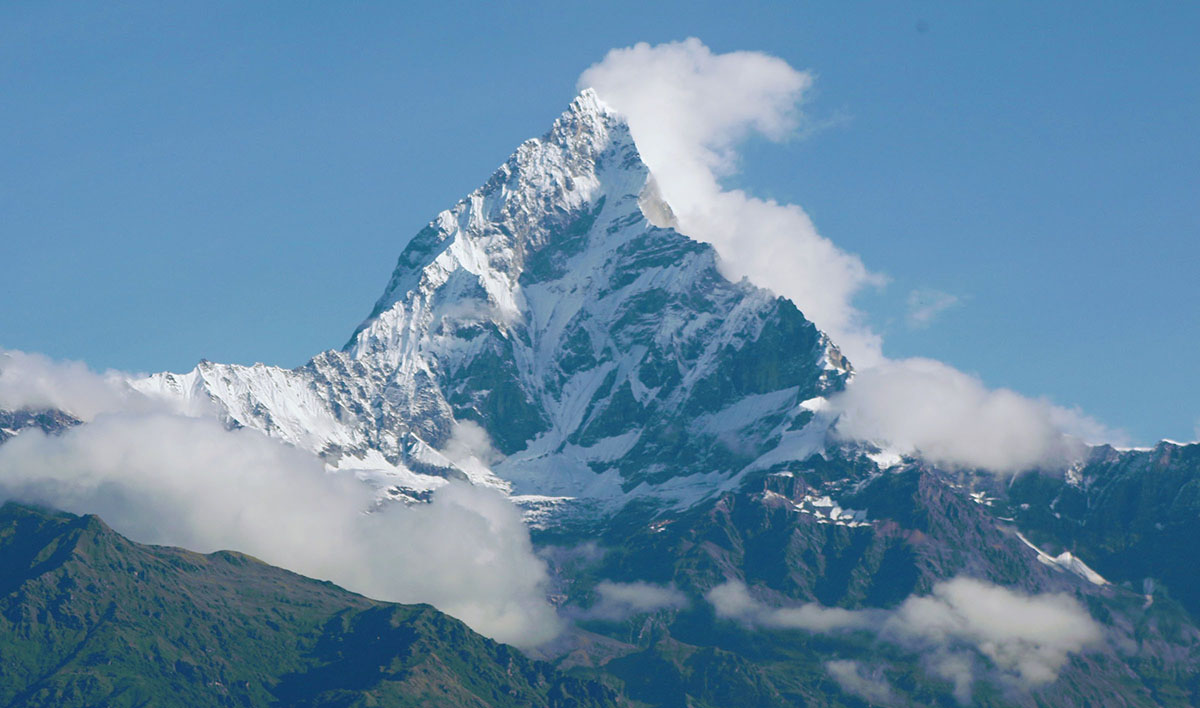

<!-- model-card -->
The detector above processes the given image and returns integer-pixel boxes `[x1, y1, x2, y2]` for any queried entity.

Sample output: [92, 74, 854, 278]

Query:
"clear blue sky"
[2, 2, 1197, 444]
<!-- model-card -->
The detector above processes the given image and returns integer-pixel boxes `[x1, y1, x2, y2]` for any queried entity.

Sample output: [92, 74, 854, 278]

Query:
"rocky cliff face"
[1004, 441, 1200, 615]
[0, 408, 78, 444]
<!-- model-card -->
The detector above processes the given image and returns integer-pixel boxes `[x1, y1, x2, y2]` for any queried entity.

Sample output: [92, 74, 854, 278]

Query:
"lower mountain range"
[0, 502, 619, 708]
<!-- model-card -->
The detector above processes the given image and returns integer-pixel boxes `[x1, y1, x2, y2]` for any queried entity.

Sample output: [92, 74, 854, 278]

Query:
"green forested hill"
[0, 502, 620, 708]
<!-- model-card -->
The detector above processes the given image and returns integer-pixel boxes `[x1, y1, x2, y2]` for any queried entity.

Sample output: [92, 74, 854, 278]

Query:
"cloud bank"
[828, 358, 1116, 472]
[709, 577, 1102, 702]
[0, 349, 148, 420]
[0, 353, 559, 647]
[581, 39, 1118, 469]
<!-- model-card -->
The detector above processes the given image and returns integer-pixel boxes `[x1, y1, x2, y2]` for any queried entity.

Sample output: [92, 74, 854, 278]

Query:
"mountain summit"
[136, 90, 850, 511]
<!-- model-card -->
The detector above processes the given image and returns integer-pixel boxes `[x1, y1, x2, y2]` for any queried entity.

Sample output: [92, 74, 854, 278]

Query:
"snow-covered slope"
[136, 90, 850, 510]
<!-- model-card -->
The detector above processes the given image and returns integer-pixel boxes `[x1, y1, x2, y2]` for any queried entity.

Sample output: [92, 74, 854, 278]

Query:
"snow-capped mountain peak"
[136, 91, 850, 513]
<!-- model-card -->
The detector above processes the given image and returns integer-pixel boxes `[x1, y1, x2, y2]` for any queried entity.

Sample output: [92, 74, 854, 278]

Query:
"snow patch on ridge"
[1015, 531, 1108, 586]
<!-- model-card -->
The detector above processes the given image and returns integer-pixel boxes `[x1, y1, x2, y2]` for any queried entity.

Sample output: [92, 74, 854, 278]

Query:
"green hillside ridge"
[0, 502, 621, 708]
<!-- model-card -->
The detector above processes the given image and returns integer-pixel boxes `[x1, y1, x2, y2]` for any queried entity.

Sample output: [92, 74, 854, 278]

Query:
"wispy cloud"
[906, 288, 962, 329]
[580, 581, 689, 620]
[708, 580, 879, 632]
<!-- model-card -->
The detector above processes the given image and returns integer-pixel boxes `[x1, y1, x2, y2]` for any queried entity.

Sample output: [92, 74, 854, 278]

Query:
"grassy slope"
[0, 502, 620, 708]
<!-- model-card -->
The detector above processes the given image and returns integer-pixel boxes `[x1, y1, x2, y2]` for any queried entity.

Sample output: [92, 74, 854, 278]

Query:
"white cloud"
[829, 358, 1120, 472]
[0, 410, 560, 647]
[580, 38, 885, 366]
[906, 289, 961, 329]
[709, 576, 1103, 703]
[825, 660, 899, 707]
[583, 580, 689, 620]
